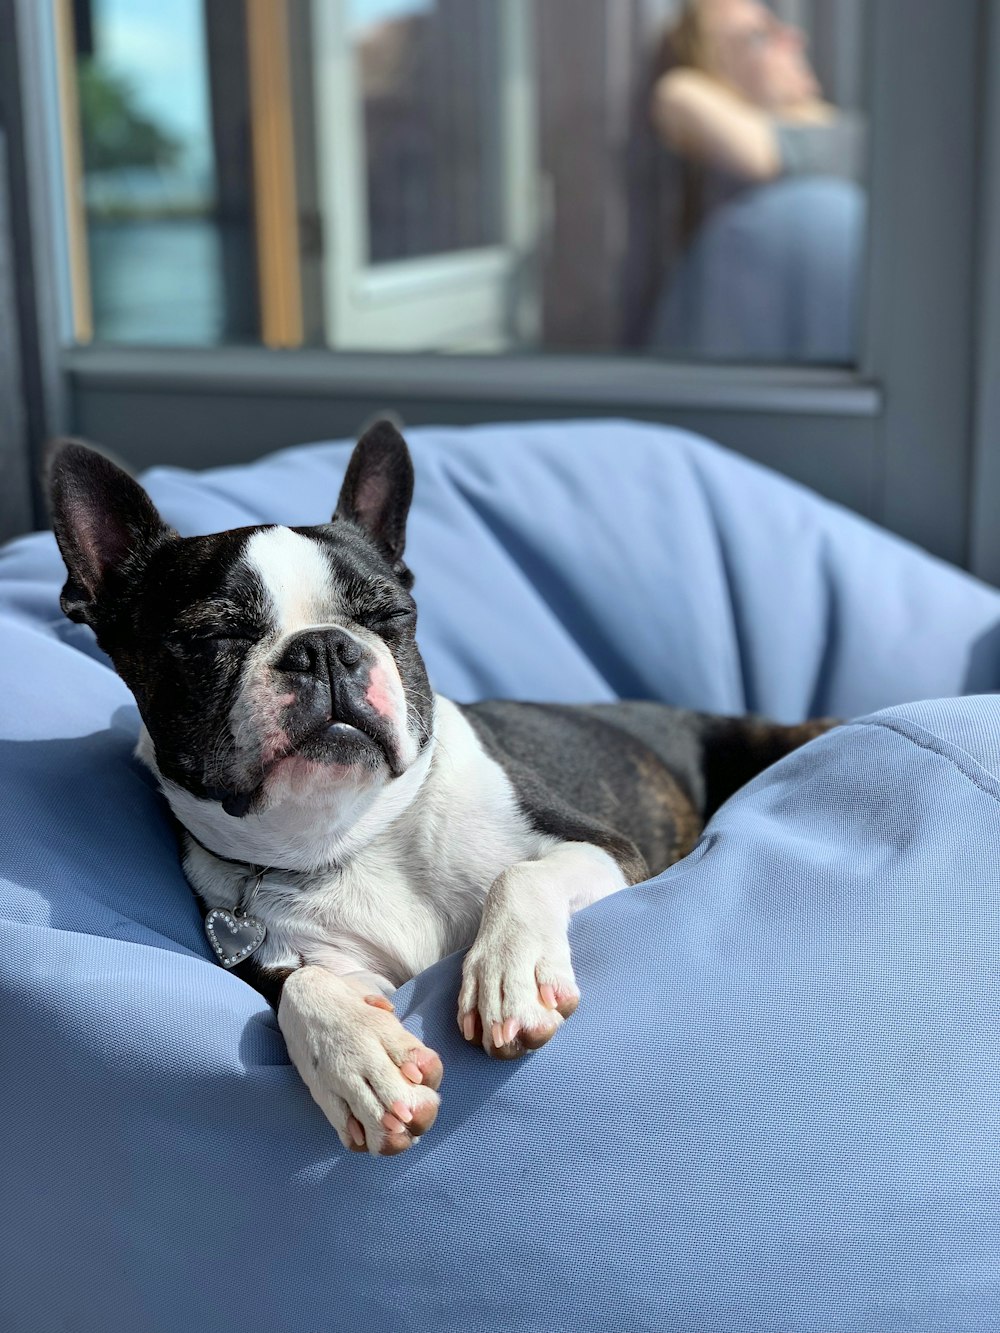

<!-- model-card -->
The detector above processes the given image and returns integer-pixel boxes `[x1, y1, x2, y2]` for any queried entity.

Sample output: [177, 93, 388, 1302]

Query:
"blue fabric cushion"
[3, 420, 1000, 1332]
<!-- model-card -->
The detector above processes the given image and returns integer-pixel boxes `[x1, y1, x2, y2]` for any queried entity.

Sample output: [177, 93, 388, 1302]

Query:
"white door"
[312, 0, 539, 352]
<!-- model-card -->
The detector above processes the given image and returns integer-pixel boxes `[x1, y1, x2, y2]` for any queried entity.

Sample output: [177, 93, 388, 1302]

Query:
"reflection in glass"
[350, 0, 502, 263]
[75, 0, 230, 344]
[644, 0, 867, 364]
[60, 0, 868, 365]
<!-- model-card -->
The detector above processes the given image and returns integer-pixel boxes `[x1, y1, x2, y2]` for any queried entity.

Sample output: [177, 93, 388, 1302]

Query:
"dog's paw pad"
[517, 1014, 563, 1050]
[493, 1018, 519, 1047]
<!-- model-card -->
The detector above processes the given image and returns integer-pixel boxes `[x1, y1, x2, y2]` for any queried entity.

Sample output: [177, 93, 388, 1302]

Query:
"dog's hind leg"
[696, 713, 838, 821]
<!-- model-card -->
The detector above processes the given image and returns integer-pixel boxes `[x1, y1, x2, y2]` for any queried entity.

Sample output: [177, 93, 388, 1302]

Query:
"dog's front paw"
[279, 968, 443, 1156]
[457, 910, 580, 1059]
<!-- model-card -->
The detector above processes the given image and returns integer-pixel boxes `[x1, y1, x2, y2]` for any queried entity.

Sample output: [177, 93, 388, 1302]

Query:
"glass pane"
[58, 0, 869, 365]
[640, 0, 867, 365]
[73, 0, 253, 344]
[350, 0, 502, 263]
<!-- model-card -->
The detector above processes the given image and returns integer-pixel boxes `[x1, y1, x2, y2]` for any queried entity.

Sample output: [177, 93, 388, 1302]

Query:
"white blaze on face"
[245, 526, 341, 634]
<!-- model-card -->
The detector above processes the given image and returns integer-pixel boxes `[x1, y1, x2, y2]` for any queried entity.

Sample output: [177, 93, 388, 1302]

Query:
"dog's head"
[48, 422, 434, 839]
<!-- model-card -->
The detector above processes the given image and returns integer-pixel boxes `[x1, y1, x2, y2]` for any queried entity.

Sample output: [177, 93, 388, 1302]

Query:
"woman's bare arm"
[651, 69, 781, 181]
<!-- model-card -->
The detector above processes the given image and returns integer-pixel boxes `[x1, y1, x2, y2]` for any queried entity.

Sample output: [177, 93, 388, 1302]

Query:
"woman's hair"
[648, 2, 717, 262]
[655, 2, 711, 81]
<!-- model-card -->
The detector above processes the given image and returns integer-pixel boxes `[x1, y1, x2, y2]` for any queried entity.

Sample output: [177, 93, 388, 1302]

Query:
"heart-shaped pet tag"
[204, 908, 266, 968]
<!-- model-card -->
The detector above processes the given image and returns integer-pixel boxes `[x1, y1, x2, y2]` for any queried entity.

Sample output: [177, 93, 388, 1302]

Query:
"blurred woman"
[651, 0, 864, 184]
[644, 0, 865, 361]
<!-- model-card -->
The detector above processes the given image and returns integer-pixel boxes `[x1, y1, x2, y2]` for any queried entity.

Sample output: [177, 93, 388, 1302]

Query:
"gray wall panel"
[71, 377, 878, 520]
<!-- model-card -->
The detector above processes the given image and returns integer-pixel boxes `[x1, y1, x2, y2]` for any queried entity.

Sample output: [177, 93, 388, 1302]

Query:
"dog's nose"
[276, 627, 364, 678]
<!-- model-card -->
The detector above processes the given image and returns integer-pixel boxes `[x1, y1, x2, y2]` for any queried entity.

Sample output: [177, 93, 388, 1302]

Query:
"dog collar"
[184, 824, 323, 879]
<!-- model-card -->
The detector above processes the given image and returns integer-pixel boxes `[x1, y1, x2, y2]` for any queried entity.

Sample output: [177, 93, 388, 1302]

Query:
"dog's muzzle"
[275, 625, 403, 770]
[210, 627, 403, 818]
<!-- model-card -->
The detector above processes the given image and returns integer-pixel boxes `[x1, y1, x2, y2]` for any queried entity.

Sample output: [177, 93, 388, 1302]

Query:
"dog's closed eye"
[208, 627, 262, 643]
[166, 622, 263, 652]
[356, 605, 416, 635]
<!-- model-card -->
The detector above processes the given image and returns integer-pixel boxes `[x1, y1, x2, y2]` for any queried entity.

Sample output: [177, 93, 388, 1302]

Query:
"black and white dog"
[49, 424, 831, 1156]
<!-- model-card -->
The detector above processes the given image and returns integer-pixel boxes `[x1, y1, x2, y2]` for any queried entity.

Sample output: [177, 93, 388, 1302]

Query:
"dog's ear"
[47, 439, 172, 626]
[334, 419, 414, 566]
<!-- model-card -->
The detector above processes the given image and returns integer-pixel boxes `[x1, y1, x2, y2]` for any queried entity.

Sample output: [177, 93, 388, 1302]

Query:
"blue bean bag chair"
[4, 420, 1000, 1333]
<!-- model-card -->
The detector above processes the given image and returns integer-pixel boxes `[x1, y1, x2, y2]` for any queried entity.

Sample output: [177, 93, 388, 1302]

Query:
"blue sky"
[352, 0, 431, 25]
[91, 0, 432, 170]
[92, 0, 211, 167]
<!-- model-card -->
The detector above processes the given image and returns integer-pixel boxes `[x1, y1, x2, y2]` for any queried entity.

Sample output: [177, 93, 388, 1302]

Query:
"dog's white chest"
[182, 699, 543, 989]
[287, 710, 539, 981]
[265, 843, 491, 985]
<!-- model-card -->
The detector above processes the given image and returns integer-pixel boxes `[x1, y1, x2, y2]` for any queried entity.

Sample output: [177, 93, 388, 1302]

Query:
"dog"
[48, 422, 832, 1156]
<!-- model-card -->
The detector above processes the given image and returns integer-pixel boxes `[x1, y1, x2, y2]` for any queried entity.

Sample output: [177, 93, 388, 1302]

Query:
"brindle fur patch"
[465, 700, 838, 883]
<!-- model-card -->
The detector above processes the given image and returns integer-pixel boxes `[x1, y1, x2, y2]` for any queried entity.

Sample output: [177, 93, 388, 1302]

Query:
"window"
[70, 0, 231, 343]
[59, 0, 868, 364]
[10, 0, 977, 572]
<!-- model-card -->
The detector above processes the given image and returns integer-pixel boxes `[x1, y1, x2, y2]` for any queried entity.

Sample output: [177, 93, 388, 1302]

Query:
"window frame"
[970, 0, 1000, 586]
[3, 0, 990, 575]
[311, 0, 539, 351]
